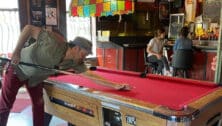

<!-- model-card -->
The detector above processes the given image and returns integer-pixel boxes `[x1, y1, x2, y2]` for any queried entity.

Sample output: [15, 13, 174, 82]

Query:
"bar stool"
[172, 49, 193, 78]
[140, 49, 159, 77]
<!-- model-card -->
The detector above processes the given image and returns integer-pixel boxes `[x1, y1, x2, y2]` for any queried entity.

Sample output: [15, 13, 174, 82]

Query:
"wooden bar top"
[165, 40, 218, 51]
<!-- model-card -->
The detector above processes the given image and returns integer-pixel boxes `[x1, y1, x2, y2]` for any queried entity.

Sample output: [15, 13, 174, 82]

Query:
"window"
[0, 0, 20, 54]
[66, 0, 96, 57]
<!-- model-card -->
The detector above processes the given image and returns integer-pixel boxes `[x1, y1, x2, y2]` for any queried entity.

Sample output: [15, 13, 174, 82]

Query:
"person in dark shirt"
[173, 26, 193, 53]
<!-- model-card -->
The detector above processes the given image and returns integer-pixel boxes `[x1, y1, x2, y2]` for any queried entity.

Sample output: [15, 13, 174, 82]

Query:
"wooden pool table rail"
[43, 79, 222, 126]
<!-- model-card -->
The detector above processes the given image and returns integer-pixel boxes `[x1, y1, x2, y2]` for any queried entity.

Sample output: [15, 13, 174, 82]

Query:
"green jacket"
[15, 29, 87, 87]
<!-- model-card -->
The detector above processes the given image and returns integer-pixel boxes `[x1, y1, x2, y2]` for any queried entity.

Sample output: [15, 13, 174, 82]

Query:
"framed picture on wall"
[31, 11, 43, 26]
[45, 0, 57, 26]
[159, 1, 169, 20]
[30, 0, 45, 26]
[45, 7, 57, 26]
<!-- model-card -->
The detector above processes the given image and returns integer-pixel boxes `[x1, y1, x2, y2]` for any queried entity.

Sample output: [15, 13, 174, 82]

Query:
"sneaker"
[165, 70, 172, 76]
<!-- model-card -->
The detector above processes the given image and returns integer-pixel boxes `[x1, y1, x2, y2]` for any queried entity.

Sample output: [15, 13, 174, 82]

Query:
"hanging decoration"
[70, 0, 134, 17]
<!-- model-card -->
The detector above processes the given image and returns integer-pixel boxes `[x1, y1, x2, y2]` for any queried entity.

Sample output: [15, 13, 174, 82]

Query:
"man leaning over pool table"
[0, 25, 130, 126]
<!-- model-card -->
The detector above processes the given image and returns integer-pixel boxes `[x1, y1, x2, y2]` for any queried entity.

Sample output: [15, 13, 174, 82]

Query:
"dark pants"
[44, 112, 52, 126]
[0, 65, 44, 126]
[148, 55, 170, 74]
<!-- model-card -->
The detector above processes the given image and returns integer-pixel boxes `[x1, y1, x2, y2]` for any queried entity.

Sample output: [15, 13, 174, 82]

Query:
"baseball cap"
[69, 37, 92, 54]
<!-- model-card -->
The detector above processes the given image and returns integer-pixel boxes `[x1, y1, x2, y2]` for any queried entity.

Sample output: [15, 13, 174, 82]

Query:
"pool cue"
[0, 57, 131, 90]
[82, 71, 131, 90]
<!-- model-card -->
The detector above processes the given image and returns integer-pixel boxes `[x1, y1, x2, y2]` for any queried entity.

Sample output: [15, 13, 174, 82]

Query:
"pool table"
[43, 67, 222, 126]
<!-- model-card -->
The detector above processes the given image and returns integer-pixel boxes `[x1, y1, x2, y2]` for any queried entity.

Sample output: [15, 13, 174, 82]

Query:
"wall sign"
[45, 0, 57, 25]
[159, 1, 169, 20]
[30, 0, 58, 26]
[30, 0, 45, 26]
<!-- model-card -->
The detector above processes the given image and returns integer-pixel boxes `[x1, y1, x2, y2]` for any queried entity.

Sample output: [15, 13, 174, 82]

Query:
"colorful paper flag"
[72, 0, 78, 6]
[84, 0, 90, 5]
[101, 12, 106, 16]
[96, 0, 103, 3]
[90, 0, 96, 4]
[103, 2, 111, 12]
[70, 0, 134, 17]
[96, 3, 103, 15]
[111, 1, 117, 11]
[89, 4, 96, 16]
[71, 7, 78, 16]
[106, 11, 112, 16]
[117, 1, 125, 11]
[78, 0, 84, 5]
[83, 5, 90, 17]
[77, 6, 83, 16]
[125, 1, 132, 11]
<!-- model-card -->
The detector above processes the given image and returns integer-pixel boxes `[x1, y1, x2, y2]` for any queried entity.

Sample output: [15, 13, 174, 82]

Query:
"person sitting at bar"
[146, 28, 170, 75]
[171, 26, 193, 77]
[173, 26, 193, 53]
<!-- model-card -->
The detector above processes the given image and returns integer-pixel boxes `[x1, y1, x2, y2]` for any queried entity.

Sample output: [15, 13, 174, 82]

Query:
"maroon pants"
[0, 65, 44, 126]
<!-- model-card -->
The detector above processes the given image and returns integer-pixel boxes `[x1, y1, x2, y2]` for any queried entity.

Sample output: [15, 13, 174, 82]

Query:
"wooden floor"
[0, 87, 68, 126]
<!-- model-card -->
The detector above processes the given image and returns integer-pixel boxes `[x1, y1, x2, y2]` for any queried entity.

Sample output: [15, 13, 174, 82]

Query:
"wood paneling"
[124, 48, 138, 71]
[96, 47, 145, 72]
[18, 0, 30, 30]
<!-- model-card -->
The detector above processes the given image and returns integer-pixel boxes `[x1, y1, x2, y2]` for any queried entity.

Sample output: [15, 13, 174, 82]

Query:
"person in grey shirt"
[0, 25, 130, 126]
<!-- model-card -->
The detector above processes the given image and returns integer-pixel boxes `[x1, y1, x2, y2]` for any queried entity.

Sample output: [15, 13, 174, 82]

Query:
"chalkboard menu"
[203, 1, 221, 23]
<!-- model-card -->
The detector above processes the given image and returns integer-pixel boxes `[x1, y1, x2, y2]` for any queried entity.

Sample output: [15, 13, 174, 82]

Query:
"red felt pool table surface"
[48, 67, 219, 111]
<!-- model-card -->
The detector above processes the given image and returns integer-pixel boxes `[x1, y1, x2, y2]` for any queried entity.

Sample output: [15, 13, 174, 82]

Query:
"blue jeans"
[148, 55, 170, 74]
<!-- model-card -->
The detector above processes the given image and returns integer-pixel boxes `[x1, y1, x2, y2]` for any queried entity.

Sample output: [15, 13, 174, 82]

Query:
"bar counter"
[165, 40, 218, 50]
[165, 40, 218, 81]
[96, 38, 218, 82]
